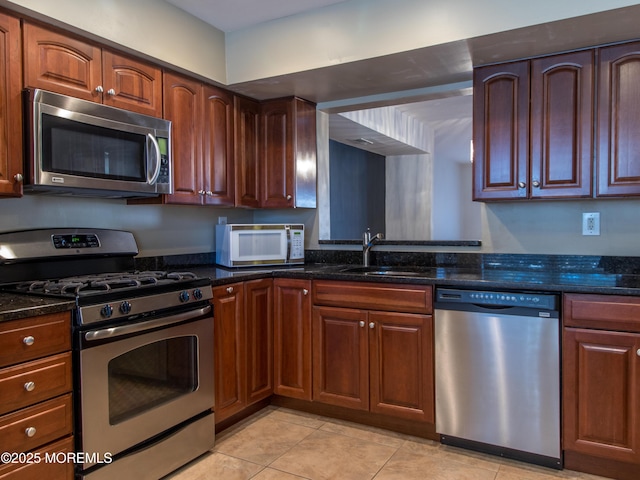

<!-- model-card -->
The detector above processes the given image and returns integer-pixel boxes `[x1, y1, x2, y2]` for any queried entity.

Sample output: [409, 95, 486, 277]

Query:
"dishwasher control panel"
[436, 288, 558, 310]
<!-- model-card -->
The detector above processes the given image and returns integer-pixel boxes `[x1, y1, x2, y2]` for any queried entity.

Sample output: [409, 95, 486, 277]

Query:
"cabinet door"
[530, 51, 594, 199]
[102, 51, 162, 117]
[23, 22, 102, 102]
[597, 41, 640, 196]
[563, 327, 640, 464]
[0, 13, 22, 197]
[163, 72, 203, 205]
[213, 283, 245, 423]
[369, 311, 434, 423]
[473, 61, 529, 200]
[202, 85, 235, 206]
[261, 99, 294, 208]
[244, 279, 273, 405]
[234, 96, 261, 207]
[312, 305, 369, 410]
[273, 278, 312, 400]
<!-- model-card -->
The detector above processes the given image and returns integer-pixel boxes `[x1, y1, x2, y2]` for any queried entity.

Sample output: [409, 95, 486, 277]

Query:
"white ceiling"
[165, 0, 349, 32]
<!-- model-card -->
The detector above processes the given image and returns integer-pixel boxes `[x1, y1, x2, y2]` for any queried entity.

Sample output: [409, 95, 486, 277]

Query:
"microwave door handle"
[285, 226, 292, 262]
[147, 133, 162, 185]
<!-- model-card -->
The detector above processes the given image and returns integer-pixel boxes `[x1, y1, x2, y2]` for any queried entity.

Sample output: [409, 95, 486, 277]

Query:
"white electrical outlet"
[582, 212, 600, 236]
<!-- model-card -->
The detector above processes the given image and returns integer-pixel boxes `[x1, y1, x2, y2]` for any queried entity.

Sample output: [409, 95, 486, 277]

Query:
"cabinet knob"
[206, 191, 213, 196]
[226, 286, 234, 294]
[532, 180, 540, 188]
[286, 194, 292, 201]
[517, 182, 526, 189]
[24, 381, 35, 392]
[369, 322, 375, 329]
[95, 85, 104, 93]
[13, 173, 23, 183]
[23, 336, 35, 346]
[25, 427, 37, 438]
[197, 190, 206, 195]
[359, 321, 365, 327]
[302, 289, 309, 296]
[637, 348, 640, 357]
[107, 88, 116, 96]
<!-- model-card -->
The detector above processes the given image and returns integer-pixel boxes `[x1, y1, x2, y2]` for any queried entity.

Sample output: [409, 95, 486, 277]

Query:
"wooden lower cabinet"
[213, 279, 273, 424]
[273, 278, 312, 400]
[563, 294, 640, 480]
[312, 281, 434, 423]
[0, 312, 73, 480]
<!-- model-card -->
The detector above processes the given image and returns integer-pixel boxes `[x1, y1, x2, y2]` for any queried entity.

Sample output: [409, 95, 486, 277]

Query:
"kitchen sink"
[339, 266, 426, 277]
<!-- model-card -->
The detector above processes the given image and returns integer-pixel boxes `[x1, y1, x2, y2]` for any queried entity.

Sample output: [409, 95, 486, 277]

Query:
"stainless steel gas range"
[0, 228, 215, 480]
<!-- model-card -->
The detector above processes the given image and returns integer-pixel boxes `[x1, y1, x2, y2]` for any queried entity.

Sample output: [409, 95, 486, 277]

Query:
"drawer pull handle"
[226, 286, 233, 294]
[23, 336, 35, 346]
[24, 381, 35, 392]
[25, 427, 36, 438]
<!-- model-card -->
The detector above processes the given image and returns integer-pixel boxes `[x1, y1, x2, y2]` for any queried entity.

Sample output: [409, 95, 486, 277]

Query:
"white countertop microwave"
[215, 224, 304, 268]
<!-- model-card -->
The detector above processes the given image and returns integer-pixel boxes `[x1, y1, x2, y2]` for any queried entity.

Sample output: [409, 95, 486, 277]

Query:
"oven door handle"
[84, 305, 212, 342]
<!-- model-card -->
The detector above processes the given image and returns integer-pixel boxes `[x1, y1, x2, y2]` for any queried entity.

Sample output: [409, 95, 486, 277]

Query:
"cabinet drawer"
[0, 353, 72, 416]
[564, 294, 640, 332]
[0, 394, 73, 454]
[0, 435, 74, 480]
[0, 313, 71, 368]
[313, 281, 432, 314]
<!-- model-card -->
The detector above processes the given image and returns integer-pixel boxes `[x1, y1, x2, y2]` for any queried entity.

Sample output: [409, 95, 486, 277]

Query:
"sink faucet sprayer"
[362, 228, 383, 267]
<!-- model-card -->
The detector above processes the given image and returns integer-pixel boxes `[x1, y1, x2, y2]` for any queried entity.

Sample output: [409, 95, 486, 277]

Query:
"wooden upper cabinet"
[597, 41, 640, 197]
[474, 51, 594, 201]
[530, 50, 594, 199]
[0, 12, 22, 197]
[162, 72, 202, 204]
[261, 98, 295, 208]
[234, 95, 261, 208]
[202, 85, 235, 205]
[261, 97, 316, 208]
[473, 61, 530, 200]
[23, 22, 161, 117]
[101, 50, 162, 117]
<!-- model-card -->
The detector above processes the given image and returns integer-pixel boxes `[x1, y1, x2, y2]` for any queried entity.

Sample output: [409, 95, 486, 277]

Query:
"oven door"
[78, 305, 214, 469]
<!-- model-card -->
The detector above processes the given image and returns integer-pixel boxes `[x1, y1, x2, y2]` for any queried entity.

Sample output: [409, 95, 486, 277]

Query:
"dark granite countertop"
[0, 292, 74, 323]
[191, 263, 640, 297]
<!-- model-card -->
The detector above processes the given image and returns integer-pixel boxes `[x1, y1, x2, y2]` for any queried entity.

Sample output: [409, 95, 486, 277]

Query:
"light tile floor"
[166, 406, 610, 480]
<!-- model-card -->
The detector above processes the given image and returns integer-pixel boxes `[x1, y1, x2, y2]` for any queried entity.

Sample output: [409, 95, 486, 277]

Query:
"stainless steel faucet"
[362, 228, 383, 266]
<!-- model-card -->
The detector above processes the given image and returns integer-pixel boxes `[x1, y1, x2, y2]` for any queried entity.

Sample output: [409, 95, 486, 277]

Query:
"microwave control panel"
[289, 229, 304, 260]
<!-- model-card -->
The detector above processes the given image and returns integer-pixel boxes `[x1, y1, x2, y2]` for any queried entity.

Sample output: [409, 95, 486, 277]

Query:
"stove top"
[14, 270, 201, 297]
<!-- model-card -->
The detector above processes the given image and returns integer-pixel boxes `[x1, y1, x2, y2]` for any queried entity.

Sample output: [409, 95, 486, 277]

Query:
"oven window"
[108, 336, 197, 425]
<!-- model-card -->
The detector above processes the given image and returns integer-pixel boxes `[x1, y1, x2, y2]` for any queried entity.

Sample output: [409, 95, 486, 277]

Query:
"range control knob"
[100, 304, 113, 318]
[179, 290, 190, 303]
[120, 301, 132, 314]
[193, 288, 203, 300]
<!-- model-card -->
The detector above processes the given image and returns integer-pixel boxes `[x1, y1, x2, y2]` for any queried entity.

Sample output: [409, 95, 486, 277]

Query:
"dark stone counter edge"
[0, 294, 74, 323]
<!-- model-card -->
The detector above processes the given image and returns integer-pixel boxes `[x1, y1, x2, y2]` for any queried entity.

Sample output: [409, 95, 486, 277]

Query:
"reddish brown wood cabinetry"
[597, 41, 640, 196]
[23, 22, 162, 117]
[0, 12, 22, 197]
[312, 281, 434, 423]
[563, 294, 640, 480]
[0, 312, 74, 480]
[234, 96, 261, 208]
[213, 279, 273, 424]
[273, 278, 312, 400]
[473, 51, 594, 200]
[161, 73, 234, 206]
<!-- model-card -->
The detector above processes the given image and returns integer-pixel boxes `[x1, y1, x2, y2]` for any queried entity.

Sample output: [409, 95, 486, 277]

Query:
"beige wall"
[2, 0, 640, 257]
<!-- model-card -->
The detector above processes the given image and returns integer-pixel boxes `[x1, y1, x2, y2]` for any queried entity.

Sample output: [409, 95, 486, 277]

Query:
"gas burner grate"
[14, 270, 199, 296]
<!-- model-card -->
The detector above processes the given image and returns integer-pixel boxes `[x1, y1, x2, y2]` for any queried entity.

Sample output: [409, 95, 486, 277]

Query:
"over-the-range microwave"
[216, 224, 304, 268]
[23, 88, 172, 198]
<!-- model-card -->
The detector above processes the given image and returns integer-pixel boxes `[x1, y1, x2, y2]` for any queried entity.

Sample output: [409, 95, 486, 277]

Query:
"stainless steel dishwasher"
[434, 287, 561, 469]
